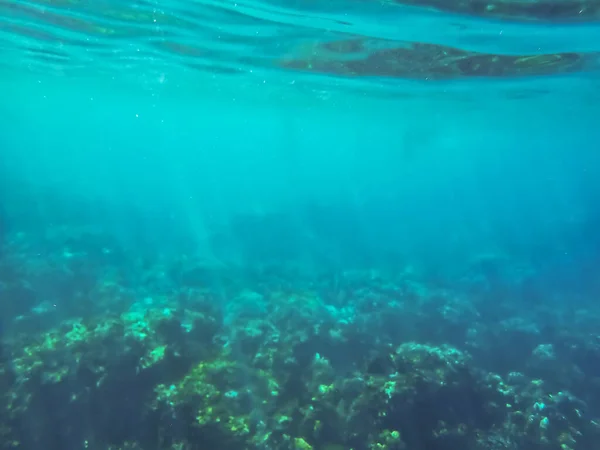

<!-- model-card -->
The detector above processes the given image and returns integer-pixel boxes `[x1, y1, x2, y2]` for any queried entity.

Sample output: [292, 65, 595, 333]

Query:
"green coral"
[371, 429, 405, 449]
[294, 437, 313, 450]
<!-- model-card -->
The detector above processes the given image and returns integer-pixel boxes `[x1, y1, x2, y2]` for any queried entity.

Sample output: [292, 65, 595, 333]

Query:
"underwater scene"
[1, 0, 600, 448]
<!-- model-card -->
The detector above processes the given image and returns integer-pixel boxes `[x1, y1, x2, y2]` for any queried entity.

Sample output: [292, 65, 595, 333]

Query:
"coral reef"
[1, 225, 600, 450]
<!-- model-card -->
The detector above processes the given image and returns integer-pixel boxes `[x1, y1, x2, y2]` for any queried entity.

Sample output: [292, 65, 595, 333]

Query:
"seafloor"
[1, 215, 600, 450]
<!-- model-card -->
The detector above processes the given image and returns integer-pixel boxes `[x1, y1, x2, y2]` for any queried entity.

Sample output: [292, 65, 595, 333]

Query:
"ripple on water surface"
[0, 0, 599, 97]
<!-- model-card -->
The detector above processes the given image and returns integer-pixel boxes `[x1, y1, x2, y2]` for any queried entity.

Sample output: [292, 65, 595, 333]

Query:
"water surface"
[1, 0, 600, 100]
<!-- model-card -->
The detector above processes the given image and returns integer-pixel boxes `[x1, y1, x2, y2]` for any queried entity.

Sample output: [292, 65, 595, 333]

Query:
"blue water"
[1, 0, 600, 449]
[2, 73, 599, 274]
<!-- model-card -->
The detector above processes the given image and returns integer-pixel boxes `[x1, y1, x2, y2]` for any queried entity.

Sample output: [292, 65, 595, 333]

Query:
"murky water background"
[1, 0, 599, 284]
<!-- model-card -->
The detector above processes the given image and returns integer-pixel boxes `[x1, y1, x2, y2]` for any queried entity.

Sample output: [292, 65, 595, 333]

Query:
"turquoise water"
[2, 0, 600, 90]
[1, 0, 600, 285]
[2, 1, 600, 449]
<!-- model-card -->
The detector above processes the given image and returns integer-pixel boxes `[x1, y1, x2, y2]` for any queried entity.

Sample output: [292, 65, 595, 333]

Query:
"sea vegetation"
[1, 231, 600, 450]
